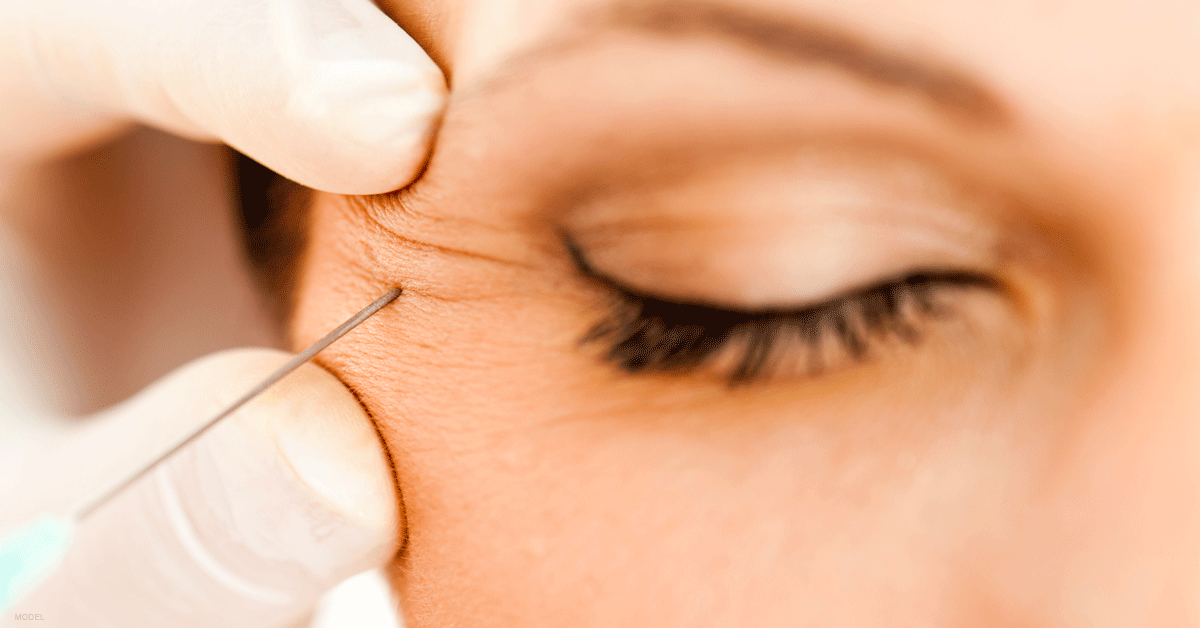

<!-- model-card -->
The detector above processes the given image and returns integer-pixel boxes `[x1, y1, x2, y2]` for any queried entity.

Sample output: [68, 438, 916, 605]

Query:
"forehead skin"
[291, 0, 1200, 626]
[382, 0, 1200, 263]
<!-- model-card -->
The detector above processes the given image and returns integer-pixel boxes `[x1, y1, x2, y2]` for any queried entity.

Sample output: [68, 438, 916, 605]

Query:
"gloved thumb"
[7, 349, 400, 628]
[2, 0, 445, 194]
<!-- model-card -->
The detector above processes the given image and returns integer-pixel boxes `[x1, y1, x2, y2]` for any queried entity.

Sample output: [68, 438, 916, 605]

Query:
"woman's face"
[289, 0, 1200, 625]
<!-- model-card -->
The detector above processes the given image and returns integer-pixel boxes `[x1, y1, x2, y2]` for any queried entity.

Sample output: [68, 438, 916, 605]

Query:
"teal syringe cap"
[0, 514, 73, 612]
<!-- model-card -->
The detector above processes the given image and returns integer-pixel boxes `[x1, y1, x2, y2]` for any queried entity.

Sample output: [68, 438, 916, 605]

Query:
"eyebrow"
[473, 1, 1010, 127]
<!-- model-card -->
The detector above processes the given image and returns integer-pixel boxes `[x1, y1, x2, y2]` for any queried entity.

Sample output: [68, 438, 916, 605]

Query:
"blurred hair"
[231, 150, 310, 327]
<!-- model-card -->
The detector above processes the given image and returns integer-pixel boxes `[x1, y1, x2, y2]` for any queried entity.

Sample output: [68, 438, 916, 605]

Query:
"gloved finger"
[8, 349, 401, 628]
[0, 0, 445, 194]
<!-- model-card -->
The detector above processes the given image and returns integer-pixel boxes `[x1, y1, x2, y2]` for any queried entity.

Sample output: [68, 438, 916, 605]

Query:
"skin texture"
[289, 0, 1200, 625]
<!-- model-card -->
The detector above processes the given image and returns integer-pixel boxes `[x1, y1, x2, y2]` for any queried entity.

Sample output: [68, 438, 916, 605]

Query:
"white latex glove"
[0, 349, 400, 627]
[0, 0, 445, 194]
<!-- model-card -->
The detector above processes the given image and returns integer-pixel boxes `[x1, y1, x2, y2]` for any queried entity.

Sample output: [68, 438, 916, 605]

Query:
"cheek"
[293, 192, 1091, 628]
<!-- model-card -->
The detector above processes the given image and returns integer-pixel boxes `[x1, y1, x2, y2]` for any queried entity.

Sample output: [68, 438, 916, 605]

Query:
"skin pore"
[286, 0, 1200, 625]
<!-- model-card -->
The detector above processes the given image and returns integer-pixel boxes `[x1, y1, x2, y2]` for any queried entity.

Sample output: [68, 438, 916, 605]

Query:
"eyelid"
[564, 231, 998, 315]
[562, 144, 1007, 310]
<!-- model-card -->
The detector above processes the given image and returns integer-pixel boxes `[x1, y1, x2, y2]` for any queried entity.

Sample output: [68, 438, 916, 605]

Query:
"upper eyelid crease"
[561, 231, 998, 315]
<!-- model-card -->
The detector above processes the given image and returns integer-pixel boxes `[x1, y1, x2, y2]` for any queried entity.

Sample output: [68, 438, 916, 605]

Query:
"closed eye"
[565, 235, 1001, 383]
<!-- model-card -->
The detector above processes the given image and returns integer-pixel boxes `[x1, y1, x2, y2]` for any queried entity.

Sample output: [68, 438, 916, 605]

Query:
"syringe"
[0, 287, 401, 611]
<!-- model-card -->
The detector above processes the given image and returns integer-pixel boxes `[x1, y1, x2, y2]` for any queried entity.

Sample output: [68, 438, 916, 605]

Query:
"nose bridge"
[1085, 151, 1200, 446]
[1043, 166, 1200, 624]
[1124, 157, 1200, 433]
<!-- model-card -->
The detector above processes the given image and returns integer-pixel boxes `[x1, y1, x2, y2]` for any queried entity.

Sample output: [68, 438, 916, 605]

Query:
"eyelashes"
[566, 238, 998, 383]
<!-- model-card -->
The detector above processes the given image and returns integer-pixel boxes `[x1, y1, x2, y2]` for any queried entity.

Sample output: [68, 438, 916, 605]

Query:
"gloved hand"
[0, 0, 445, 194]
[0, 1, 424, 623]
[0, 349, 400, 627]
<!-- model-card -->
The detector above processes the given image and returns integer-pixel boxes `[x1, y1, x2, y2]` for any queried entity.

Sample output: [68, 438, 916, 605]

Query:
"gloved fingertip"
[11, 349, 401, 627]
[255, 0, 447, 194]
[265, 362, 400, 540]
[281, 62, 445, 194]
[287, 58, 444, 144]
